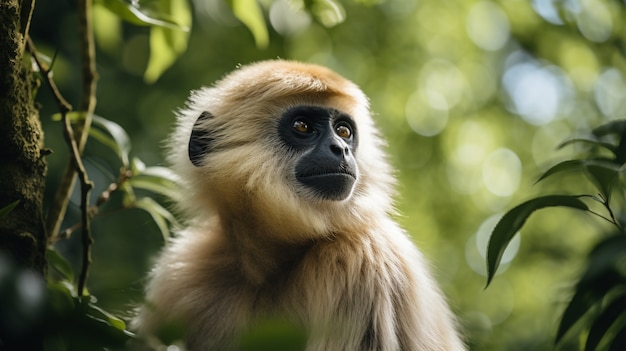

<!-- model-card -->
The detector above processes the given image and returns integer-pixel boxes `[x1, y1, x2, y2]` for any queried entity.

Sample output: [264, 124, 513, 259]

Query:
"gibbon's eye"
[292, 119, 312, 134]
[335, 123, 352, 139]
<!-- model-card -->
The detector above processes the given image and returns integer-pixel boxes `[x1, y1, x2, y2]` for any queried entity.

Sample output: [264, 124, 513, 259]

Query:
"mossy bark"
[0, 0, 47, 274]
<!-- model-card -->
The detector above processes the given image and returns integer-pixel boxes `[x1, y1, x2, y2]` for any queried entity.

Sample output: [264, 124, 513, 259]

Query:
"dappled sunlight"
[31, 0, 626, 349]
[466, 1, 510, 51]
[482, 148, 522, 197]
[502, 53, 574, 125]
[405, 90, 449, 137]
[269, 0, 312, 36]
[575, 0, 613, 43]
[595, 68, 626, 119]
[445, 120, 497, 195]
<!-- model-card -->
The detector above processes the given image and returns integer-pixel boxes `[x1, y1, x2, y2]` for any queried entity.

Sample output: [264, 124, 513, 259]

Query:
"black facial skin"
[278, 106, 358, 201]
[189, 111, 215, 167]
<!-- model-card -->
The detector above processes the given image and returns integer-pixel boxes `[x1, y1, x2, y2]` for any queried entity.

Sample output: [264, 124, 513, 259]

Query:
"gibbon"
[134, 60, 465, 351]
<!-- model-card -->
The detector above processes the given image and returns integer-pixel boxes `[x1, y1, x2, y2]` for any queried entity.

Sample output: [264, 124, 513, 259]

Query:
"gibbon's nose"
[329, 138, 350, 158]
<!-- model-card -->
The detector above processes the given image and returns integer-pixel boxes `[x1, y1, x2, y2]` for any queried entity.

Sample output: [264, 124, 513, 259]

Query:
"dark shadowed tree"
[0, 0, 47, 273]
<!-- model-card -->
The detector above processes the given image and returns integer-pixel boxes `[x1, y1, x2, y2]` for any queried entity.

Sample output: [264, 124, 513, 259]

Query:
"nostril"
[330, 144, 343, 155]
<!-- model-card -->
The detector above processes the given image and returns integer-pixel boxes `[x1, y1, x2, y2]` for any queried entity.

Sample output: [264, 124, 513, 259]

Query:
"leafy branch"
[45, 0, 97, 247]
[485, 119, 626, 350]
[26, 37, 95, 298]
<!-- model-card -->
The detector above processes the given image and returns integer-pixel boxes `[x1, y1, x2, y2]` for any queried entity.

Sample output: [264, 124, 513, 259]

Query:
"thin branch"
[78, 0, 97, 114]
[26, 38, 71, 114]
[64, 110, 94, 298]
[27, 37, 95, 297]
[603, 199, 622, 232]
[95, 168, 133, 207]
[578, 193, 622, 230]
[45, 0, 98, 242]
[19, 0, 35, 55]
[586, 209, 618, 227]
[50, 168, 133, 244]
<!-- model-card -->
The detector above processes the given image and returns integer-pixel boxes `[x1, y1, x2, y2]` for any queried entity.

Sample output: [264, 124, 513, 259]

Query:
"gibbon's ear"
[188, 111, 215, 167]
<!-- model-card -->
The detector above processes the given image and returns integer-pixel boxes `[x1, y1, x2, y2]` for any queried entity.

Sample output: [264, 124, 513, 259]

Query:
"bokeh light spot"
[482, 148, 522, 197]
[595, 68, 626, 119]
[405, 90, 449, 137]
[269, 0, 311, 36]
[418, 59, 466, 110]
[576, 0, 613, 43]
[446, 121, 496, 195]
[466, 1, 510, 51]
[503, 56, 573, 125]
[531, 0, 563, 25]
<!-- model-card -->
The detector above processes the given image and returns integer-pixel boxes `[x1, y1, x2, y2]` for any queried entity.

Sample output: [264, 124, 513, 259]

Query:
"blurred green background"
[31, 0, 625, 350]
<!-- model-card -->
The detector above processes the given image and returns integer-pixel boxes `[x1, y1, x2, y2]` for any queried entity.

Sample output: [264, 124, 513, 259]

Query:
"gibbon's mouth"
[296, 171, 357, 201]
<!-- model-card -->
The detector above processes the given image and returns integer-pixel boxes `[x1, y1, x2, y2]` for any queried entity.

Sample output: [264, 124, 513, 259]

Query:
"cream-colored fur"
[134, 60, 465, 350]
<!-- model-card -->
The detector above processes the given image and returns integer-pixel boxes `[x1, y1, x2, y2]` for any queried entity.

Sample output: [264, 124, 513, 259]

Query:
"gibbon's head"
[168, 60, 395, 238]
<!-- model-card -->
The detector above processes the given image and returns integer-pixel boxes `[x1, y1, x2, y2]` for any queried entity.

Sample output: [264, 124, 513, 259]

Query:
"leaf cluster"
[486, 120, 626, 350]
[33, 1, 351, 348]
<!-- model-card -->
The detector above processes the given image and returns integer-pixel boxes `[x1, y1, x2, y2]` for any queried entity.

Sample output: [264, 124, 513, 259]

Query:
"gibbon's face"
[181, 61, 377, 208]
[277, 105, 358, 201]
[187, 103, 359, 202]
[175, 60, 397, 233]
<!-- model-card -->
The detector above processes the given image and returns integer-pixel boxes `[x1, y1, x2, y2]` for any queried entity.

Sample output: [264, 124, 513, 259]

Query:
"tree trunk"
[0, 1, 47, 349]
[0, 0, 47, 273]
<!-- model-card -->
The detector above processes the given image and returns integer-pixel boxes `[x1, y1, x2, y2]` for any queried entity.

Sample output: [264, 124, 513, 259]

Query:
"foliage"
[19, 0, 626, 350]
[19, 0, 353, 349]
[487, 120, 626, 350]
[41, 114, 180, 349]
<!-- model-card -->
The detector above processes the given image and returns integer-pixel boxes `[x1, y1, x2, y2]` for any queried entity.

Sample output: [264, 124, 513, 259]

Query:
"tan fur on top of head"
[134, 60, 466, 351]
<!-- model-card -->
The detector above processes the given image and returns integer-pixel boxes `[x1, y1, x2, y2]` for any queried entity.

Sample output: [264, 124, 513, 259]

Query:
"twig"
[27, 37, 95, 297]
[45, 0, 98, 244]
[19, 0, 35, 55]
[26, 38, 71, 114]
[587, 209, 618, 227]
[603, 199, 622, 232]
[50, 168, 133, 244]
[64, 108, 94, 298]
[95, 168, 133, 207]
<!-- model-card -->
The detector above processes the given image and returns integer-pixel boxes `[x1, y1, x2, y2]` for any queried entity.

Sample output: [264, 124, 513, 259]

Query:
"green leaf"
[486, 195, 589, 287]
[556, 269, 623, 344]
[609, 324, 626, 351]
[536, 159, 623, 202]
[90, 115, 131, 167]
[51, 111, 86, 123]
[97, 0, 188, 29]
[231, 0, 269, 48]
[584, 160, 621, 202]
[79, 311, 133, 347]
[614, 122, 626, 164]
[47, 280, 77, 312]
[536, 159, 586, 184]
[311, 0, 346, 27]
[47, 247, 75, 282]
[144, 0, 191, 83]
[585, 293, 626, 351]
[86, 302, 128, 331]
[129, 166, 181, 200]
[0, 200, 20, 219]
[134, 197, 177, 240]
[93, 3, 123, 54]
[558, 138, 617, 155]
[593, 120, 626, 139]
[581, 235, 626, 284]
[556, 235, 626, 345]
